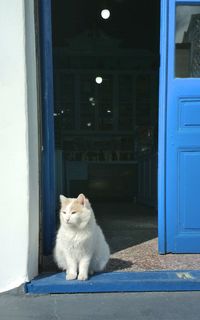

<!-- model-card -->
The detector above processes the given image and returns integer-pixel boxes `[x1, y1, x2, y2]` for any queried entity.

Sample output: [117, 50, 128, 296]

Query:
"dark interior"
[48, 0, 160, 272]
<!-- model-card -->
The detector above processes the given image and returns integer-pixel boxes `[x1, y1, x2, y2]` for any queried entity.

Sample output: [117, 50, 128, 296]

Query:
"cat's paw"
[78, 273, 88, 281]
[66, 273, 77, 280]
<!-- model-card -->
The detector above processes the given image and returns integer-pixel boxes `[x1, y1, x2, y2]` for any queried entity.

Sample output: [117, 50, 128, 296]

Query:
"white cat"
[54, 193, 110, 280]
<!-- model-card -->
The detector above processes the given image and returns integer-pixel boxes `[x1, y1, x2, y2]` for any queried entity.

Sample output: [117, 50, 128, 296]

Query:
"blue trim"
[158, 0, 168, 253]
[40, 0, 56, 255]
[166, 0, 176, 254]
[176, 0, 200, 3]
[26, 271, 200, 294]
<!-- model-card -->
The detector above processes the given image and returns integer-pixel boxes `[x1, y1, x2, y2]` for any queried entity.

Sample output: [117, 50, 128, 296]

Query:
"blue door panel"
[180, 99, 200, 128]
[166, 0, 200, 253]
[180, 152, 200, 230]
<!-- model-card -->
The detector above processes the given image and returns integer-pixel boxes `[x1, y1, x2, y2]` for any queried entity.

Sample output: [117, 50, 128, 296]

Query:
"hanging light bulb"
[95, 76, 103, 84]
[101, 9, 110, 20]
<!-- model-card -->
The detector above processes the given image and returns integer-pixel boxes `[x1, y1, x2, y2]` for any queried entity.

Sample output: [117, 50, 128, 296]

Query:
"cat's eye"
[62, 211, 66, 214]
[71, 211, 76, 214]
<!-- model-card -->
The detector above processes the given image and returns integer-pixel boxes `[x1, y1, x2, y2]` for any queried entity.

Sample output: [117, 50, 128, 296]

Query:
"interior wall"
[0, 0, 39, 292]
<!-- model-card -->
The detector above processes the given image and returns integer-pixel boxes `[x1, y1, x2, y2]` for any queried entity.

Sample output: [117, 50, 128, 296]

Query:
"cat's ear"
[77, 193, 85, 205]
[60, 195, 70, 207]
[84, 198, 91, 209]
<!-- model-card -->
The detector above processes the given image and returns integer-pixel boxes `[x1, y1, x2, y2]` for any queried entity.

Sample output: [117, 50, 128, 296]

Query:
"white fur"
[54, 194, 110, 281]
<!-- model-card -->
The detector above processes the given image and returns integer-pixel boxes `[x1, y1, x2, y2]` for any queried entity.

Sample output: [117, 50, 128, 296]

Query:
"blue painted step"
[25, 271, 200, 294]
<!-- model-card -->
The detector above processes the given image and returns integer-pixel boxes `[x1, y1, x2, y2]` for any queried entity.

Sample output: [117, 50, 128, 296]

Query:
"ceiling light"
[101, 9, 110, 20]
[95, 76, 103, 84]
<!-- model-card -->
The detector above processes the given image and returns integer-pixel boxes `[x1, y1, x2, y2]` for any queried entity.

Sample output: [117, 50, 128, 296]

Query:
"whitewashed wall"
[0, 0, 39, 292]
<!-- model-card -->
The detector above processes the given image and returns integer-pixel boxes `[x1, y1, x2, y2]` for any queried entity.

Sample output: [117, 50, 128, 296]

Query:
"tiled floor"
[42, 202, 200, 273]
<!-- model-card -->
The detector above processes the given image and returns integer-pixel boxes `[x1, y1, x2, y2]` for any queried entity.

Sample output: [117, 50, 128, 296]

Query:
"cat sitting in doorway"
[54, 193, 110, 280]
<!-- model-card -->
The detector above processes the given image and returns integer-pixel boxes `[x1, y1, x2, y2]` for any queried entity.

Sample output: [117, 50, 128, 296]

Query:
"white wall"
[0, 0, 39, 293]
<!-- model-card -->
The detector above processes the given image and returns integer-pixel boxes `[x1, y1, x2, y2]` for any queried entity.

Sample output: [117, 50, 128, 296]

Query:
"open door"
[161, 0, 200, 253]
[40, 0, 200, 263]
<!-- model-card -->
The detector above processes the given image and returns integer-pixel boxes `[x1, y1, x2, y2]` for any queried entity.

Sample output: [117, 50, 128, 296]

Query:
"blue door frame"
[40, 0, 167, 255]
[158, 0, 168, 254]
[40, 0, 56, 255]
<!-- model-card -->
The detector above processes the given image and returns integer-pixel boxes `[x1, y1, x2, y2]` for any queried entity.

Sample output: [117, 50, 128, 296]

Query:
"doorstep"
[25, 270, 200, 294]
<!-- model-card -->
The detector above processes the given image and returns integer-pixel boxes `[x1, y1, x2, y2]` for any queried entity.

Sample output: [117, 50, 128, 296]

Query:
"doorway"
[42, 0, 158, 273]
[41, 0, 200, 273]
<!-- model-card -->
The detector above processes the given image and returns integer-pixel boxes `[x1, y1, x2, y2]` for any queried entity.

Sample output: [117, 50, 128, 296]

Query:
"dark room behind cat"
[49, 0, 160, 273]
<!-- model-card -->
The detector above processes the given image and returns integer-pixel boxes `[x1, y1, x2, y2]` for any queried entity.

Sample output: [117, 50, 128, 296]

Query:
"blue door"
[160, 0, 200, 253]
